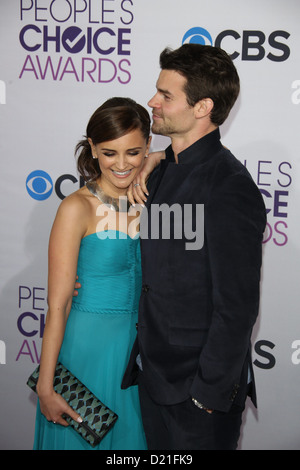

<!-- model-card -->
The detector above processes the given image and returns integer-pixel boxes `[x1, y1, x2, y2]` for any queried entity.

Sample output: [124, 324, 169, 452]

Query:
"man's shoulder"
[212, 146, 253, 182]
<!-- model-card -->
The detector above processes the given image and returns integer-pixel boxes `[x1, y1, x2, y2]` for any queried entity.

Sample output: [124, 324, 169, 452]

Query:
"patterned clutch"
[27, 362, 118, 447]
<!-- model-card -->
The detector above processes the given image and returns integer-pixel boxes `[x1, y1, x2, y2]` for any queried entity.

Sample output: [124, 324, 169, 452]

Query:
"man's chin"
[151, 124, 167, 136]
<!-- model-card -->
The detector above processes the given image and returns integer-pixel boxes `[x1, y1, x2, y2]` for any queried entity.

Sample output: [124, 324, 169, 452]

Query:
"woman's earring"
[145, 154, 149, 158]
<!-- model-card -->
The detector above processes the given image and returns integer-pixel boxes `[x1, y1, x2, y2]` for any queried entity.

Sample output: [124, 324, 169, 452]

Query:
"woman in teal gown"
[33, 98, 151, 450]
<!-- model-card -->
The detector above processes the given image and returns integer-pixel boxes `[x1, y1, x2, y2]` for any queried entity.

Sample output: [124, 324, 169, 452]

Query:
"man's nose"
[148, 93, 159, 108]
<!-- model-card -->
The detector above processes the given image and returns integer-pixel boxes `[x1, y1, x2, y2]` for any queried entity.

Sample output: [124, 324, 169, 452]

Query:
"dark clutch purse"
[27, 362, 118, 447]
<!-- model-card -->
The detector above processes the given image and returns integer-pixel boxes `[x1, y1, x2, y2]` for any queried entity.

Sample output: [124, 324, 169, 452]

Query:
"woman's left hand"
[127, 151, 165, 205]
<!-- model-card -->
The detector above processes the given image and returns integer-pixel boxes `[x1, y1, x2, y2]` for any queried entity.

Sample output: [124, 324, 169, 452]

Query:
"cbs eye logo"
[26, 170, 84, 200]
[182, 27, 290, 62]
[26, 170, 53, 201]
[182, 27, 213, 46]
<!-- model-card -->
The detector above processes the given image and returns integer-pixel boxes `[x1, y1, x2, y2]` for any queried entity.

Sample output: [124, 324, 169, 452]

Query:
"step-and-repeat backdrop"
[1, 0, 299, 450]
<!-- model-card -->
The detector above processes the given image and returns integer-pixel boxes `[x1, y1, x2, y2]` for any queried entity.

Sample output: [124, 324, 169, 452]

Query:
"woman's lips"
[111, 169, 133, 178]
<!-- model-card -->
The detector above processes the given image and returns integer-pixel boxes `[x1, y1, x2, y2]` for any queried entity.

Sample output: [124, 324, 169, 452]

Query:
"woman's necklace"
[86, 181, 130, 212]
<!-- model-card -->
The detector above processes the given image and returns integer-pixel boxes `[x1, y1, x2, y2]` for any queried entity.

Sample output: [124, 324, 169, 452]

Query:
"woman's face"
[89, 128, 150, 197]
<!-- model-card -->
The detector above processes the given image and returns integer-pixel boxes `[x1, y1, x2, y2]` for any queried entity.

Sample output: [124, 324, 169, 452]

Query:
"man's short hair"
[160, 44, 240, 126]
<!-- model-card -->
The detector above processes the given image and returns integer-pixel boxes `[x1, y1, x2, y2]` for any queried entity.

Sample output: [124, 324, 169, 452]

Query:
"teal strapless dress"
[33, 230, 146, 450]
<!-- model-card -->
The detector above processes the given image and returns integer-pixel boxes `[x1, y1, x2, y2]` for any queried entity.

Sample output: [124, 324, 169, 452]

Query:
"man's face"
[148, 69, 196, 138]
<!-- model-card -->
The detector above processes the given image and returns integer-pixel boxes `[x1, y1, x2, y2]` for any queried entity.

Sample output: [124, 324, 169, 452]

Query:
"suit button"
[142, 284, 150, 293]
[136, 323, 138, 330]
[230, 384, 240, 401]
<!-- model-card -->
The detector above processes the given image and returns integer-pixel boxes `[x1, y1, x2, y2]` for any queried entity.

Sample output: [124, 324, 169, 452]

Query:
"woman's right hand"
[37, 388, 83, 427]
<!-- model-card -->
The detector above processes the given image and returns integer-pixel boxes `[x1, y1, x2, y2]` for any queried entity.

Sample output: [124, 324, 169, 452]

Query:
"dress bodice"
[34, 228, 146, 450]
[71, 230, 142, 314]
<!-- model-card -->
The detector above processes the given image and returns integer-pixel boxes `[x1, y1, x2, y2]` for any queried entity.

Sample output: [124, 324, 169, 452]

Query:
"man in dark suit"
[122, 44, 266, 450]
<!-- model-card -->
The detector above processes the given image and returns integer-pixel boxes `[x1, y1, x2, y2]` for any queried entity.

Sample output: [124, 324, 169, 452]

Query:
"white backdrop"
[1, 0, 300, 450]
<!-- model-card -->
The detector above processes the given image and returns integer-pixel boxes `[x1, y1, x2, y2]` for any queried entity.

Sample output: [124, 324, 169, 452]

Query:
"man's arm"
[190, 173, 266, 412]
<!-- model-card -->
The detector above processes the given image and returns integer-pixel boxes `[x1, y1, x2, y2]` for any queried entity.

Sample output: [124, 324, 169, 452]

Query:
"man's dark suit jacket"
[122, 128, 266, 413]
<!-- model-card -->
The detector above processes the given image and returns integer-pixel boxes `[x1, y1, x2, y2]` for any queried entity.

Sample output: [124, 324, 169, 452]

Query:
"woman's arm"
[127, 150, 166, 205]
[36, 194, 87, 426]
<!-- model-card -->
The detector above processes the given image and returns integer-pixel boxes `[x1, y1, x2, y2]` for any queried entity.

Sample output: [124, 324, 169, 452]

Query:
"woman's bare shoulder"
[57, 185, 93, 215]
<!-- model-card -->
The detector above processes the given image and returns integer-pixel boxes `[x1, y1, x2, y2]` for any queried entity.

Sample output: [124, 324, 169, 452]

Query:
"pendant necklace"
[86, 181, 130, 212]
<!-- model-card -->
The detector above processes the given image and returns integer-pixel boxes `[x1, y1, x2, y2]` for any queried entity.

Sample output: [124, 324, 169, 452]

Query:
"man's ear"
[194, 98, 214, 119]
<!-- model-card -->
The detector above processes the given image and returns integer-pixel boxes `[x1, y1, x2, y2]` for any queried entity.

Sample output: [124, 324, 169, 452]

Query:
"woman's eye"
[103, 152, 114, 157]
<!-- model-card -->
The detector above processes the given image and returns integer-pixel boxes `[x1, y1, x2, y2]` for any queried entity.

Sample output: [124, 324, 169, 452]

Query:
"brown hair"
[159, 44, 240, 126]
[76, 97, 151, 181]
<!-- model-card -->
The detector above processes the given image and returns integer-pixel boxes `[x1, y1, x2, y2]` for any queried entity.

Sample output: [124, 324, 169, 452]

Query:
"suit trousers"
[138, 373, 244, 450]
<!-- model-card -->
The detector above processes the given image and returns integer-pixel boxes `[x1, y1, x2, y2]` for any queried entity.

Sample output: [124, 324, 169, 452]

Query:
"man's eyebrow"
[157, 86, 173, 97]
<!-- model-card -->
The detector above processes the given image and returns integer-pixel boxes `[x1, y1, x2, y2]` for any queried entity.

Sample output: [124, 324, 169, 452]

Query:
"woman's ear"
[145, 136, 152, 156]
[88, 138, 97, 159]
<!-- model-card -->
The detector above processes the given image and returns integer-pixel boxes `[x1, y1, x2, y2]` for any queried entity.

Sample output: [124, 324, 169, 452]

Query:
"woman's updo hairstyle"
[76, 97, 151, 182]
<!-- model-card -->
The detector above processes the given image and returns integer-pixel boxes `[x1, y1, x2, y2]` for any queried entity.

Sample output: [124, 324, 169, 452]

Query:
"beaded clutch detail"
[27, 362, 118, 447]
